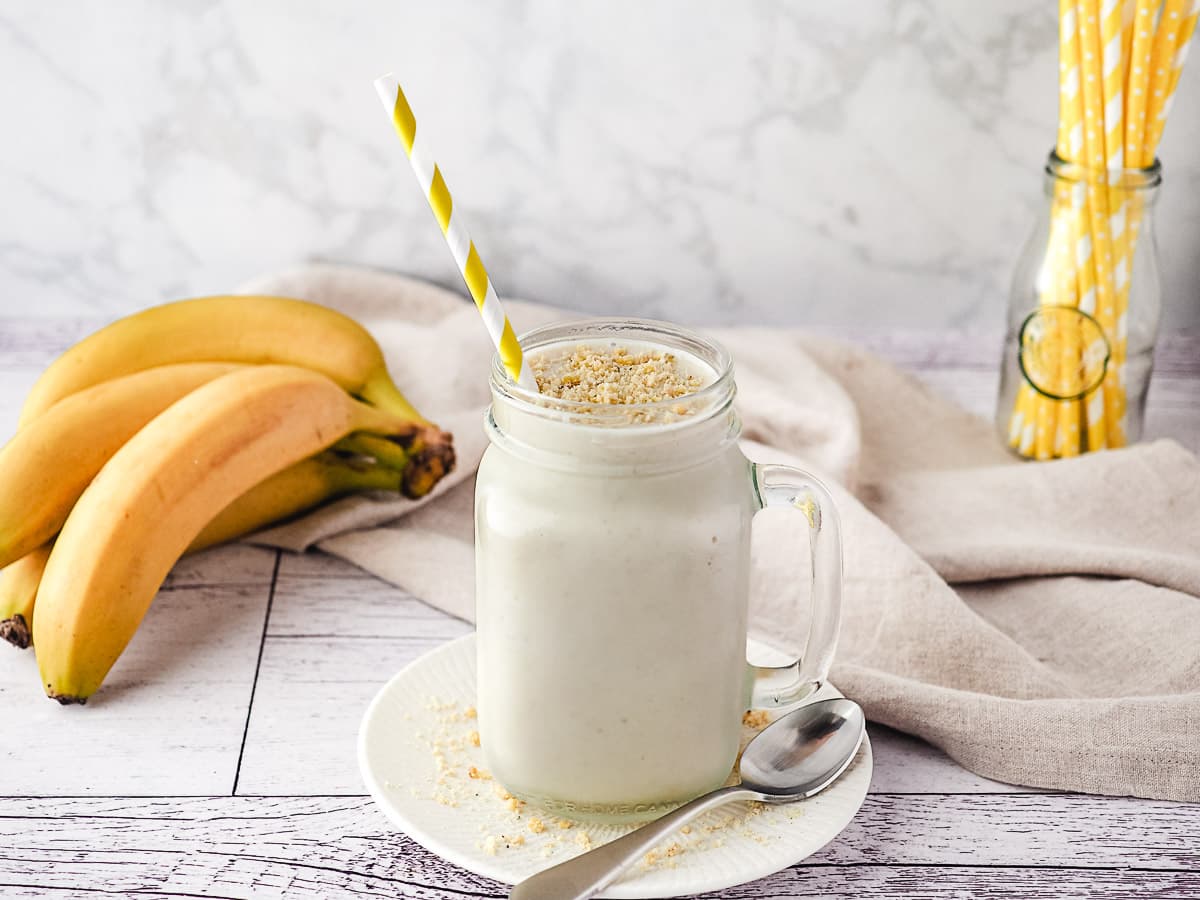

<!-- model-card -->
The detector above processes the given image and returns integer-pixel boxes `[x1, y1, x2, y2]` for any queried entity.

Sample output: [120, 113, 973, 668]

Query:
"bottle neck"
[1044, 149, 1162, 204]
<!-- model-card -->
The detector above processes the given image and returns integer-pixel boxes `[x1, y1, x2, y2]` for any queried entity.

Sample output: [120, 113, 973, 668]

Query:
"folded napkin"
[243, 263, 1200, 802]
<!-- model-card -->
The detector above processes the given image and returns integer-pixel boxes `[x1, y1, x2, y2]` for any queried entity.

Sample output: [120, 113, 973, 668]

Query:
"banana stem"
[336, 432, 415, 471]
[359, 368, 428, 424]
[337, 424, 455, 499]
[344, 395, 456, 499]
[323, 454, 406, 493]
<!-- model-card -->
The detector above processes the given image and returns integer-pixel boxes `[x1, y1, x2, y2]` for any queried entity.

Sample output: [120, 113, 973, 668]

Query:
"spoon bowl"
[510, 697, 866, 900]
[739, 697, 865, 799]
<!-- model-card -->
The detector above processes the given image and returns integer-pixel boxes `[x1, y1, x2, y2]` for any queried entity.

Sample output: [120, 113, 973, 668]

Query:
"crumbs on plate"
[405, 696, 794, 869]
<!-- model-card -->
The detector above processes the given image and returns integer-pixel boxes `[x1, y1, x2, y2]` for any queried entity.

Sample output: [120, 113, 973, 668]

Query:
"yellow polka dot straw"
[373, 73, 538, 392]
[1143, 0, 1200, 159]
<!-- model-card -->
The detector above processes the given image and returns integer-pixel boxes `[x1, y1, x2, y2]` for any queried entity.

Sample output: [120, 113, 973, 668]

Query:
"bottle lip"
[1046, 149, 1162, 189]
[489, 317, 736, 429]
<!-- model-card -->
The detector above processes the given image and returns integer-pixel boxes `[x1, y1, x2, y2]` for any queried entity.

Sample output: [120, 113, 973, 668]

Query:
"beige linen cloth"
[244, 264, 1200, 802]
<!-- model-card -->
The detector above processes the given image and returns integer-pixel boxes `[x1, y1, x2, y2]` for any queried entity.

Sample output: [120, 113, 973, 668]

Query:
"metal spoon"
[509, 697, 866, 900]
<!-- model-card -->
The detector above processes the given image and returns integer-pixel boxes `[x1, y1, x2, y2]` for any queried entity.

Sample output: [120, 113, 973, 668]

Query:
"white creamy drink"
[475, 319, 843, 818]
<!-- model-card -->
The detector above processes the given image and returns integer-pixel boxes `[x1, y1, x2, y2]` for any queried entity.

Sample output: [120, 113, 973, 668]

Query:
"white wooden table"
[1, 318, 1198, 899]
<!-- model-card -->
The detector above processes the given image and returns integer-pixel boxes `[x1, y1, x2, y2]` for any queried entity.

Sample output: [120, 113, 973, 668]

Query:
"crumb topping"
[531, 344, 706, 406]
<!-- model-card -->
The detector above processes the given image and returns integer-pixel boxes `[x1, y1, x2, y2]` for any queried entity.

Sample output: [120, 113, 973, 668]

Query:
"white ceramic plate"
[358, 634, 871, 898]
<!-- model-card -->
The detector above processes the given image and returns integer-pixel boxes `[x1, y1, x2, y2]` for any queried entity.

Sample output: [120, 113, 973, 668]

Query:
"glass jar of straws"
[996, 152, 1162, 459]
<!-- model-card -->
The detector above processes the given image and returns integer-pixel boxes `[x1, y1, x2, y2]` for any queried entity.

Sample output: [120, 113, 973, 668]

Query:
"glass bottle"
[995, 151, 1162, 459]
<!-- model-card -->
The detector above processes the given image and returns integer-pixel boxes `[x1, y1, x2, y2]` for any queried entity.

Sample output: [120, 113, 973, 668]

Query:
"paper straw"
[1099, 0, 1130, 446]
[1076, 0, 1119, 450]
[1125, 0, 1160, 166]
[1057, 0, 1086, 457]
[1115, 0, 1198, 430]
[1121, 0, 1138, 78]
[1107, 0, 1159, 435]
[373, 73, 538, 391]
[1100, 0, 1127, 173]
[1011, 0, 1090, 459]
[1143, 0, 1200, 155]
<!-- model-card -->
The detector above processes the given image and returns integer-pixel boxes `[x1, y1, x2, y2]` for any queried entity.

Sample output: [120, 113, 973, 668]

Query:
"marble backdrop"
[0, 0, 1197, 329]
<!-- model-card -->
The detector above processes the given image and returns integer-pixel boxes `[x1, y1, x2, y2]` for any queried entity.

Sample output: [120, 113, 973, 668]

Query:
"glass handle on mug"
[748, 463, 843, 707]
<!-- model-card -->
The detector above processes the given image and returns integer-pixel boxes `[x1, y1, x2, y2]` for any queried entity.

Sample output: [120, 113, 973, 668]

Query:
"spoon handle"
[509, 785, 761, 900]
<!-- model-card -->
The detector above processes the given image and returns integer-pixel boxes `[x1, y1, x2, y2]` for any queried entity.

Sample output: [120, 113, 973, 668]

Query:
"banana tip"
[0, 615, 31, 650]
[402, 428, 456, 499]
[46, 687, 88, 706]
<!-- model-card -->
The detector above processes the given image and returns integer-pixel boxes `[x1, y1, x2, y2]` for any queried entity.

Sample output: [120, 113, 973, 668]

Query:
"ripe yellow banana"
[20, 295, 423, 425]
[34, 365, 455, 704]
[0, 545, 52, 649]
[1, 452, 407, 649]
[0, 362, 241, 569]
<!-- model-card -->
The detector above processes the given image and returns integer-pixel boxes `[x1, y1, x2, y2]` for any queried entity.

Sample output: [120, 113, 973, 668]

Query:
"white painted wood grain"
[0, 544, 276, 795]
[711, 867, 1197, 899]
[0, 795, 1194, 898]
[0, 868, 1192, 900]
[266, 551, 467, 640]
[235, 551, 471, 795]
[234, 635, 455, 796]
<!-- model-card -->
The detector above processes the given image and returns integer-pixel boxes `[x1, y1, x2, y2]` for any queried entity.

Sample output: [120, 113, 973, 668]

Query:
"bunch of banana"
[0, 296, 455, 703]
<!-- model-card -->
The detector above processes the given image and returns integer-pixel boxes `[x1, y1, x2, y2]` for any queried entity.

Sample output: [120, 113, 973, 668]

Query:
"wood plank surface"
[0, 869, 1193, 900]
[0, 795, 1195, 898]
[234, 552, 472, 796]
[0, 545, 277, 796]
[1, 318, 1196, 898]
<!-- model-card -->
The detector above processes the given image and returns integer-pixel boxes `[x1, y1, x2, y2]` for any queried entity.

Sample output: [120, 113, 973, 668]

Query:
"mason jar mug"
[474, 319, 843, 818]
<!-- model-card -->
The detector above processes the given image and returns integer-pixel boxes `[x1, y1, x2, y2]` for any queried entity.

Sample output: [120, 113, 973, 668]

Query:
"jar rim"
[1046, 149, 1162, 189]
[489, 317, 736, 428]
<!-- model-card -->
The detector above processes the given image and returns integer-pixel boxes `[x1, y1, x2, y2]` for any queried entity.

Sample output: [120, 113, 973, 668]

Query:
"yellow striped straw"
[1143, 0, 1200, 155]
[1014, 0, 1082, 460]
[1125, 0, 1160, 168]
[1113, 0, 1161, 433]
[373, 73, 538, 391]
[1099, 0, 1129, 446]
[1057, 0, 1085, 457]
[1076, 0, 1118, 450]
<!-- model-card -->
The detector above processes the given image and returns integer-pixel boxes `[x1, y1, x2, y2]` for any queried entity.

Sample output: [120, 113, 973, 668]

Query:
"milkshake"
[474, 319, 843, 818]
